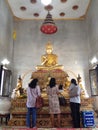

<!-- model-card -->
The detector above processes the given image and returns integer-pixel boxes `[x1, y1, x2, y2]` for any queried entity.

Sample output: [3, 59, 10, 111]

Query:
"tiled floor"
[0, 128, 97, 130]
[0, 117, 98, 129]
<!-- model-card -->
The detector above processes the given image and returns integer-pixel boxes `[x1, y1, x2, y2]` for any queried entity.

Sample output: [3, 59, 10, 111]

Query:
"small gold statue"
[36, 41, 64, 70]
[11, 75, 24, 99]
[15, 75, 24, 96]
[77, 74, 87, 98]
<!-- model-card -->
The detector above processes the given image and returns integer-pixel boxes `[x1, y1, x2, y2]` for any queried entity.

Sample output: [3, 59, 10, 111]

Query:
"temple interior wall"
[0, 0, 13, 69]
[0, 0, 98, 101]
[13, 18, 90, 95]
[86, 0, 98, 110]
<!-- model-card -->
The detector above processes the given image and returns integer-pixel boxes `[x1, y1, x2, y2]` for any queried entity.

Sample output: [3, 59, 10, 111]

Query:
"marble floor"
[0, 127, 97, 130]
[0, 117, 98, 130]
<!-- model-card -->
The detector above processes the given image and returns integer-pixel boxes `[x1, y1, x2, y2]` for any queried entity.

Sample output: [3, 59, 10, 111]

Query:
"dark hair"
[59, 84, 63, 90]
[29, 78, 38, 89]
[71, 78, 77, 85]
[49, 78, 56, 88]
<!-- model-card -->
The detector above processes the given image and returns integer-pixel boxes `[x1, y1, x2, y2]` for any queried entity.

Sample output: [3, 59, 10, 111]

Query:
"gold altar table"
[8, 97, 94, 128]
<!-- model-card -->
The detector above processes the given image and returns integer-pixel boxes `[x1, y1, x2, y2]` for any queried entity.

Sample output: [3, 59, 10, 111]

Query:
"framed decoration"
[89, 66, 98, 96]
[0, 65, 12, 97]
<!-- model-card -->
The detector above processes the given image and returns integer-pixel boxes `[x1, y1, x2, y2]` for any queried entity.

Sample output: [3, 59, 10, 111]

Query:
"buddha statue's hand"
[41, 56, 48, 65]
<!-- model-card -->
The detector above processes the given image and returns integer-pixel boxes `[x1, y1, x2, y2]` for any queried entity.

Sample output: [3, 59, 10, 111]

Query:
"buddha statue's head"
[46, 41, 53, 54]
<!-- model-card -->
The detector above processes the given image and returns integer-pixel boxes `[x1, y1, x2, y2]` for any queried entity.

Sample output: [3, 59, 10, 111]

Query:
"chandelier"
[40, 11, 58, 34]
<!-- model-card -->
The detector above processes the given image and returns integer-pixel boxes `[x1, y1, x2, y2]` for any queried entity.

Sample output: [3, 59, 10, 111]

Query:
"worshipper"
[26, 78, 41, 128]
[69, 78, 81, 128]
[59, 84, 64, 93]
[47, 78, 61, 127]
[58, 84, 66, 106]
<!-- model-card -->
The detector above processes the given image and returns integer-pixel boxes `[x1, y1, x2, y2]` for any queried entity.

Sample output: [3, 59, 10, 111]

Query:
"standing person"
[47, 78, 61, 127]
[69, 78, 81, 128]
[59, 84, 63, 93]
[26, 78, 41, 128]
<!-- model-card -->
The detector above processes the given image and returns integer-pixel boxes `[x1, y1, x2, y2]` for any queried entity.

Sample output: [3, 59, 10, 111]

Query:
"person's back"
[47, 84, 59, 96]
[26, 78, 41, 128]
[69, 78, 81, 128]
[59, 84, 64, 93]
[47, 78, 61, 127]
[26, 85, 40, 107]
[69, 83, 81, 104]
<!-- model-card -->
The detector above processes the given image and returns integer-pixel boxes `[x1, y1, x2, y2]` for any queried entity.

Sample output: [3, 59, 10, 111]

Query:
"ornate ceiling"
[7, 0, 91, 20]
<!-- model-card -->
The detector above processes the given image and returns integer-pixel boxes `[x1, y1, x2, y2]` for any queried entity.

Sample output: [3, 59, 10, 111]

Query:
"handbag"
[35, 96, 44, 108]
[59, 96, 67, 106]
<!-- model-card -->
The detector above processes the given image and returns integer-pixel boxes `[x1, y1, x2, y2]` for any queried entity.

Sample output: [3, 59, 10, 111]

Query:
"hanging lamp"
[40, 11, 58, 34]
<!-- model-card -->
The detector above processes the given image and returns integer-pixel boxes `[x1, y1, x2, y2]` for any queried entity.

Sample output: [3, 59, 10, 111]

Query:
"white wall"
[0, 0, 13, 94]
[87, 0, 98, 110]
[87, 0, 98, 64]
[0, 0, 13, 69]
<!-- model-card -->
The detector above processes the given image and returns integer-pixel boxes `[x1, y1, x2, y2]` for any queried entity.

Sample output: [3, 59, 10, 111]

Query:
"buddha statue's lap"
[36, 64, 63, 70]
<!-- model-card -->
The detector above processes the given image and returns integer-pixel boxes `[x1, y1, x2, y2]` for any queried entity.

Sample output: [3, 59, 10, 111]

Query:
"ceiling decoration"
[20, 6, 27, 11]
[40, 11, 58, 34]
[31, 0, 37, 4]
[7, 0, 91, 20]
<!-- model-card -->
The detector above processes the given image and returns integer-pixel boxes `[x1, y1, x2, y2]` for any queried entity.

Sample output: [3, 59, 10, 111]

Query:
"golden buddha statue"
[36, 41, 64, 70]
[15, 75, 24, 96]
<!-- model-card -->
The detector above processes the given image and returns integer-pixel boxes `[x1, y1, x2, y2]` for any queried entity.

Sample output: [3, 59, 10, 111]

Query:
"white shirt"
[26, 85, 41, 107]
[69, 83, 81, 104]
